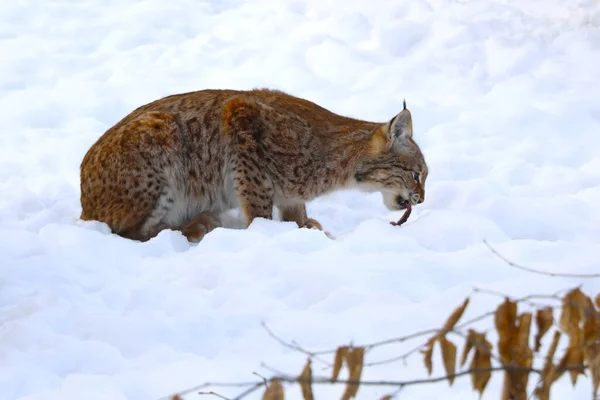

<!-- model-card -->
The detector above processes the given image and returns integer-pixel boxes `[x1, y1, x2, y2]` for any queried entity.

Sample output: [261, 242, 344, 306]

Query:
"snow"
[1, 0, 600, 399]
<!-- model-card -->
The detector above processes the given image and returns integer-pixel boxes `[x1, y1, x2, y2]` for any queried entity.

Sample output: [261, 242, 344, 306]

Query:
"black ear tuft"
[403, 99, 406, 110]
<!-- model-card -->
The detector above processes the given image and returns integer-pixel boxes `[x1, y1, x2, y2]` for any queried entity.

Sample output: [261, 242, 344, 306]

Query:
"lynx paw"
[304, 218, 335, 240]
[302, 217, 323, 231]
[180, 212, 221, 243]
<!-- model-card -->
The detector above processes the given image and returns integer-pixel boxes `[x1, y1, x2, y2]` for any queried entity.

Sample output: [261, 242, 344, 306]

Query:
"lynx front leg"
[279, 204, 323, 231]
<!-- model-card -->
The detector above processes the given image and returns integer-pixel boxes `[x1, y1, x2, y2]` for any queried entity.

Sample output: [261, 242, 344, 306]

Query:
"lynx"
[79, 88, 428, 242]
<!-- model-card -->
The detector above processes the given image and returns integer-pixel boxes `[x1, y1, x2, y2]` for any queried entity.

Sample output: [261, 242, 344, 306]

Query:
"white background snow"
[1, 0, 600, 399]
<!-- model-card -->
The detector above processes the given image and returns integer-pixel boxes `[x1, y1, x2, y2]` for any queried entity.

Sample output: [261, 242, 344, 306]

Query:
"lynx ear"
[369, 100, 413, 154]
[387, 100, 412, 141]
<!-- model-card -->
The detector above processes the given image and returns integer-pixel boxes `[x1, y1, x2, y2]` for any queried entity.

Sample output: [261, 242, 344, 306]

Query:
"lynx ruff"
[79, 88, 428, 242]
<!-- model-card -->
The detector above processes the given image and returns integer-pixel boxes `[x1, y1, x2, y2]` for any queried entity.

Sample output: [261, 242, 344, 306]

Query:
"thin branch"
[157, 384, 210, 400]
[269, 291, 549, 363]
[261, 322, 331, 365]
[198, 391, 231, 400]
[262, 365, 546, 390]
[164, 362, 589, 400]
[364, 341, 424, 367]
[232, 383, 264, 400]
[252, 372, 268, 388]
[158, 381, 259, 400]
[260, 362, 287, 377]
[483, 239, 600, 278]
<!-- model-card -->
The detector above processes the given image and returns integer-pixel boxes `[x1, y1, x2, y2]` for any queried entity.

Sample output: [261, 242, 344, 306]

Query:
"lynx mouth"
[396, 197, 411, 210]
[395, 193, 422, 209]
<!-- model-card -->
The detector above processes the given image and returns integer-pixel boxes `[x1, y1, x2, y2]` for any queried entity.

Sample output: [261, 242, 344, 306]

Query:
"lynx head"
[355, 101, 428, 211]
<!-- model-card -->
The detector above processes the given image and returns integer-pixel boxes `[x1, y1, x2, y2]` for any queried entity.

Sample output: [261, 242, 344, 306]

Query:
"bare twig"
[158, 382, 258, 400]
[253, 372, 268, 388]
[162, 363, 589, 400]
[232, 383, 265, 400]
[483, 239, 600, 278]
[340, 294, 541, 358]
[364, 341, 424, 367]
[260, 362, 288, 377]
[275, 365, 545, 386]
[198, 391, 231, 400]
[267, 291, 549, 364]
[261, 322, 331, 365]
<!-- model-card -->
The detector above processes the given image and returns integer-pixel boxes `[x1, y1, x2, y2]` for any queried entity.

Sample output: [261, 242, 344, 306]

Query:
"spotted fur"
[80, 88, 428, 242]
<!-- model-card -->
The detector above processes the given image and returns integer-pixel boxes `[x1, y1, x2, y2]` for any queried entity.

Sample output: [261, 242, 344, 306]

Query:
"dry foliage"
[331, 346, 349, 383]
[168, 286, 599, 400]
[299, 359, 314, 400]
[535, 307, 553, 352]
[420, 297, 470, 384]
[251, 288, 599, 400]
[263, 380, 285, 400]
[461, 329, 493, 396]
[340, 347, 365, 400]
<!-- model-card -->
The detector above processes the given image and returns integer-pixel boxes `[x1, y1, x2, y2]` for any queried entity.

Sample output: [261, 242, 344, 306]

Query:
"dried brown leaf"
[460, 329, 476, 367]
[580, 294, 600, 396]
[172, 396, 183, 400]
[459, 329, 492, 396]
[442, 298, 470, 333]
[495, 298, 517, 363]
[263, 379, 284, 400]
[542, 331, 562, 382]
[495, 298, 518, 333]
[534, 307, 553, 352]
[439, 336, 457, 385]
[595, 293, 600, 310]
[581, 298, 600, 399]
[501, 312, 533, 400]
[515, 312, 533, 366]
[379, 396, 392, 400]
[536, 331, 562, 400]
[559, 288, 588, 346]
[469, 334, 492, 397]
[420, 337, 435, 376]
[582, 296, 600, 346]
[590, 353, 600, 398]
[341, 347, 365, 400]
[546, 331, 562, 362]
[561, 347, 585, 386]
[534, 384, 549, 400]
[557, 289, 598, 392]
[331, 346, 348, 383]
[299, 359, 314, 400]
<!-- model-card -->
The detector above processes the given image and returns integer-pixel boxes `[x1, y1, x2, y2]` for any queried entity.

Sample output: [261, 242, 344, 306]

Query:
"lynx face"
[355, 105, 428, 211]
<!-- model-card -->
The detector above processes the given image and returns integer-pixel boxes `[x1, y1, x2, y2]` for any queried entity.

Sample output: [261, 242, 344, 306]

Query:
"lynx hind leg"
[234, 164, 274, 227]
[80, 111, 180, 242]
[222, 97, 274, 226]
[280, 204, 323, 231]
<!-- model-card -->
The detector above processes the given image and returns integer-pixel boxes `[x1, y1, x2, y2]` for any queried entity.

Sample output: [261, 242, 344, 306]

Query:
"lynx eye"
[412, 171, 420, 182]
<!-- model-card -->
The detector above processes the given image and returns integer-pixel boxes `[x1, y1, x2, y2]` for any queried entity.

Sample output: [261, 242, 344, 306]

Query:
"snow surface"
[2, 0, 600, 399]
